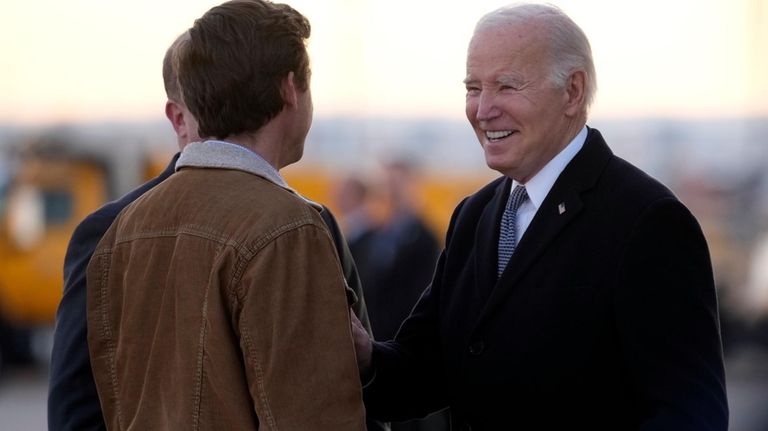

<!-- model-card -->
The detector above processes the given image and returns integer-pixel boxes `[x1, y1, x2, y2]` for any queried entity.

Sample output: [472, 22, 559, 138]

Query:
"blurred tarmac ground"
[0, 346, 767, 431]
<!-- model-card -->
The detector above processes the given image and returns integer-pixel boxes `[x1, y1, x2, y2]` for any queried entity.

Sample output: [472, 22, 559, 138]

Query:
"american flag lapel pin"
[558, 202, 566, 215]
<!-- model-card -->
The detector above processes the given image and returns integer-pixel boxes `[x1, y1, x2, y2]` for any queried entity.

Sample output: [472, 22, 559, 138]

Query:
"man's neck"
[219, 128, 281, 171]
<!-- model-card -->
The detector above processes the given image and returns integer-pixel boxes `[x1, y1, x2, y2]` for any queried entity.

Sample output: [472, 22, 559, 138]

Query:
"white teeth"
[486, 130, 513, 140]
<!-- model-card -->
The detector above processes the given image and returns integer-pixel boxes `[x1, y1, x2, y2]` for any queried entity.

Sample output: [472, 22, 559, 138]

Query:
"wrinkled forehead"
[475, 19, 546, 55]
[464, 22, 552, 83]
[467, 22, 545, 63]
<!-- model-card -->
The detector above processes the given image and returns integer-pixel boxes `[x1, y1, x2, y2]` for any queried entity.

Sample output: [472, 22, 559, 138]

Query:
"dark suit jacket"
[48, 153, 382, 431]
[365, 128, 728, 430]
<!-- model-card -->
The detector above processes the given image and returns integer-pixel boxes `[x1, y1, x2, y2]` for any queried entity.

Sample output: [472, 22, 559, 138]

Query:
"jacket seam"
[241, 329, 278, 430]
[227, 217, 330, 430]
[113, 225, 245, 249]
[227, 214, 319, 301]
[94, 252, 125, 429]
[191, 279, 211, 431]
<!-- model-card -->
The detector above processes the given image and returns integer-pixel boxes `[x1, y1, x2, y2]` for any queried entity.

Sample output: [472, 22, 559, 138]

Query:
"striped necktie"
[498, 185, 528, 277]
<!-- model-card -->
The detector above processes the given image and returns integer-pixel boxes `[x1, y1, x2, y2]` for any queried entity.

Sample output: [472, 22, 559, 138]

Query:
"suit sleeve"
[615, 197, 728, 430]
[48, 213, 112, 431]
[362, 201, 468, 422]
[236, 223, 366, 430]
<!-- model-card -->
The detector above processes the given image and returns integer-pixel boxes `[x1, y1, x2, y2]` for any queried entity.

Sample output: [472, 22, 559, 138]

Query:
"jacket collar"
[176, 140, 322, 211]
[176, 140, 287, 187]
[511, 125, 587, 211]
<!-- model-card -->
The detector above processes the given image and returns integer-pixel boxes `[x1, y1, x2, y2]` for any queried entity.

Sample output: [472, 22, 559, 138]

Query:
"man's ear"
[564, 70, 586, 117]
[280, 71, 299, 109]
[165, 100, 187, 139]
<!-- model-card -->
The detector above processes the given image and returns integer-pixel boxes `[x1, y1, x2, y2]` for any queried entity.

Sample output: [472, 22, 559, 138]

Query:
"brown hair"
[177, 0, 311, 139]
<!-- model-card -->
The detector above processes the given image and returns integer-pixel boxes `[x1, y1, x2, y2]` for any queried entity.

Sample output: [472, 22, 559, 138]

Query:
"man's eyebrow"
[463, 74, 526, 86]
[497, 74, 525, 86]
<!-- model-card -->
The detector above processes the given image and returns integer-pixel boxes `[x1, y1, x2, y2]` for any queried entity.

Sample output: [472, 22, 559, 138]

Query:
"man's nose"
[475, 91, 500, 121]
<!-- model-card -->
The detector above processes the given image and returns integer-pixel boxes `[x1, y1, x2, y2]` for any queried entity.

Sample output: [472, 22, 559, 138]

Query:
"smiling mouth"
[485, 130, 515, 142]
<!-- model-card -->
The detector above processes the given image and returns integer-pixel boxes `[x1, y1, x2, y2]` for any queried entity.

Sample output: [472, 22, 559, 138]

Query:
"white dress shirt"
[511, 126, 587, 242]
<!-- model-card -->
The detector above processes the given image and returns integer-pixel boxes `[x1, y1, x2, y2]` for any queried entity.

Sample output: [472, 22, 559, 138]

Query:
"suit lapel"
[473, 178, 512, 302]
[474, 128, 614, 327]
[494, 183, 584, 289]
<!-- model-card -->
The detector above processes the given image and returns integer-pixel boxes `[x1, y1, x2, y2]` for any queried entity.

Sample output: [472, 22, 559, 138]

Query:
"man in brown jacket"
[86, 1, 367, 429]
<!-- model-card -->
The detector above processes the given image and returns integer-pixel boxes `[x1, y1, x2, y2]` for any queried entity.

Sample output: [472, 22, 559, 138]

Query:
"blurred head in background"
[377, 157, 421, 219]
[334, 175, 370, 217]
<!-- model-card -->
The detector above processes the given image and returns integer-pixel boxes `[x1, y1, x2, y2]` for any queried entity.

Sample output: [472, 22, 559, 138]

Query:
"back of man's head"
[178, 0, 311, 140]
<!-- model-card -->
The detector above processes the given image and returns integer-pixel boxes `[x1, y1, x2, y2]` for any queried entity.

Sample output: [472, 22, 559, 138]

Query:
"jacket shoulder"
[579, 128, 678, 210]
[602, 155, 678, 208]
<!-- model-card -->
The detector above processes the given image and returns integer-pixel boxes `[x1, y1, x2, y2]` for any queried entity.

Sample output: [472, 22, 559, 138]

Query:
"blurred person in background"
[352, 3, 728, 430]
[48, 1, 382, 429]
[336, 160, 447, 431]
[334, 174, 379, 286]
[360, 159, 440, 344]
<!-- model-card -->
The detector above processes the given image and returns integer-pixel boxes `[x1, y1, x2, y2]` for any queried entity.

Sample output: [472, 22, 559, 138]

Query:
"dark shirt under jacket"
[364, 128, 728, 430]
[48, 153, 384, 431]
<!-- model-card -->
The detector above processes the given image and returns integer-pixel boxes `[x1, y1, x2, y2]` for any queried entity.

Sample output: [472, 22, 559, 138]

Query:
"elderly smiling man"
[352, 3, 728, 430]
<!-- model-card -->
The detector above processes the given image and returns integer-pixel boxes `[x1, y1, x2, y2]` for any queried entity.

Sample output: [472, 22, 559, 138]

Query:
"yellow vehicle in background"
[0, 136, 165, 368]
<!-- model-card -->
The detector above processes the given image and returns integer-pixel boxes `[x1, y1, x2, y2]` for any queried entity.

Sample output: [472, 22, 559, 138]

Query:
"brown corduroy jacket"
[86, 145, 366, 430]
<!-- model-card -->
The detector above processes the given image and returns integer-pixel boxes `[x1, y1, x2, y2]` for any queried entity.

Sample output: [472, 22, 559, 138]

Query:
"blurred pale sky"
[1, 0, 766, 124]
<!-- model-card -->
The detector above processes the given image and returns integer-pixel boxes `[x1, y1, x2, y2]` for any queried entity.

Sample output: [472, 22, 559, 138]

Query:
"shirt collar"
[175, 140, 322, 210]
[513, 126, 588, 209]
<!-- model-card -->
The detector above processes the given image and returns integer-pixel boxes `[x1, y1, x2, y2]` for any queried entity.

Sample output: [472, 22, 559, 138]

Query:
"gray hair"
[474, 3, 597, 111]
